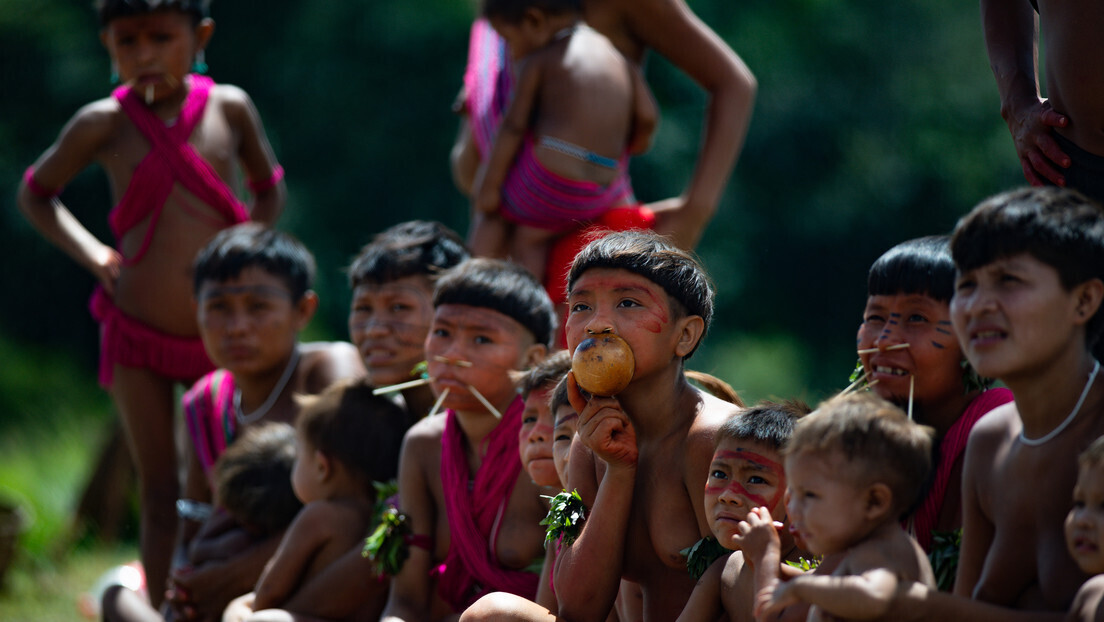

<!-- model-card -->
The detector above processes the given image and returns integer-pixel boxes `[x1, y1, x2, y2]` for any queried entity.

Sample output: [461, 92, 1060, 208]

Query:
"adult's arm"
[979, 0, 1070, 186]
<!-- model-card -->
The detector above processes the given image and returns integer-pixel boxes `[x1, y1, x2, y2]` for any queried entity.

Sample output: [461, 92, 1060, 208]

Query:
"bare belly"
[1041, 0, 1104, 152]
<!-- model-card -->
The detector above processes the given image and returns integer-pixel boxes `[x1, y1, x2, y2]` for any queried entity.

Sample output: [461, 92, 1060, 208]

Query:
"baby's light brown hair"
[1079, 435, 1104, 470]
[784, 392, 934, 519]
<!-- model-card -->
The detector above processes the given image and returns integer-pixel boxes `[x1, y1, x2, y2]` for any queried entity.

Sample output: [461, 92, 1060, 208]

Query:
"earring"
[192, 49, 208, 75]
[109, 61, 120, 85]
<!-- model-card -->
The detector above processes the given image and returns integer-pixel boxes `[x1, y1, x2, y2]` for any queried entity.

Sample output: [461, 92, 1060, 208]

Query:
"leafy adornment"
[784, 556, 822, 572]
[928, 528, 961, 592]
[540, 490, 587, 547]
[849, 358, 866, 385]
[362, 507, 412, 578]
[681, 536, 729, 579]
[411, 361, 429, 379]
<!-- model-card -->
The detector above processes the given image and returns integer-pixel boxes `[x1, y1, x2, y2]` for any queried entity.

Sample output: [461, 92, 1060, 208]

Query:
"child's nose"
[718, 486, 743, 505]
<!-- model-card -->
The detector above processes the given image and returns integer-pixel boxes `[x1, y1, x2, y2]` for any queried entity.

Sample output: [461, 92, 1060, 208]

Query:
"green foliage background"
[0, 0, 1025, 406]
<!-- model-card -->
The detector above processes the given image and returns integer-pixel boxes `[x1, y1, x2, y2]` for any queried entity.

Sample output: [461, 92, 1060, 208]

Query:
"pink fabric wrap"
[463, 18, 512, 158]
[109, 74, 251, 265]
[437, 396, 538, 609]
[182, 369, 238, 495]
[90, 288, 215, 387]
[910, 387, 1013, 550]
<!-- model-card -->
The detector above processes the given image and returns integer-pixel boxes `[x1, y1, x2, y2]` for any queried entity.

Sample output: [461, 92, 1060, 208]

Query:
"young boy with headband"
[16, 0, 285, 602]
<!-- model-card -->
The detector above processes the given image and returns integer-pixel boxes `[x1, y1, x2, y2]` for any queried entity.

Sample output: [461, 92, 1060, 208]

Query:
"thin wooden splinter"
[908, 374, 915, 421]
[372, 377, 432, 395]
[164, 74, 179, 88]
[839, 370, 869, 397]
[433, 355, 473, 368]
[427, 387, 450, 417]
[145, 84, 155, 105]
[856, 343, 911, 355]
[467, 384, 502, 419]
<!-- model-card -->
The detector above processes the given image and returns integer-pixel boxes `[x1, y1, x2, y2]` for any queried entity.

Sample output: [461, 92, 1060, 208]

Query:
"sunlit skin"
[291, 432, 324, 506]
[100, 10, 213, 112]
[196, 266, 312, 380]
[704, 438, 789, 551]
[552, 404, 578, 487]
[348, 276, 435, 387]
[784, 450, 878, 556]
[488, 16, 548, 62]
[858, 294, 967, 416]
[519, 386, 561, 487]
[425, 304, 544, 417]
[951, 253, 1088, 385]
[1067, 462, 1104, 575]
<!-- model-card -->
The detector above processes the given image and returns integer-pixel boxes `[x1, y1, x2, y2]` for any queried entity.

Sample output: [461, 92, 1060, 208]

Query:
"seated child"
[855, 236, 1013, 556]
[224, 378, 410, 621]
[676, 400, 810, 622]
[518, 350, 573, 490]
[189, 421, 303, 567]
[348, 220, 470, 418]
[886, 187, 1104, 620]
[469, 0, 656, 280]
[380, 257, 557, 621]
[549, 374, 579, 490]
[1067, 435, 1104, 621]
[755, 392, 937, 621]
[461, 230, 741, 622]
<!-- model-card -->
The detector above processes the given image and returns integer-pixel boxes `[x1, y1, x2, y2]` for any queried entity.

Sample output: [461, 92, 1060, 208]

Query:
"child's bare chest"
[623, 452, 702, 585]
[105, 102, 238, 185]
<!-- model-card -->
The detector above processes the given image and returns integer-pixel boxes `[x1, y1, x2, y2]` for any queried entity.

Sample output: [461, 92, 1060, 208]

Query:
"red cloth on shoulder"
[437, 396, 538, 609]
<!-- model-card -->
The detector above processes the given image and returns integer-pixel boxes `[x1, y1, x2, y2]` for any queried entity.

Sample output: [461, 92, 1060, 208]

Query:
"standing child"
[676, 400, 810, 622]
[469, 0, 656, 280]
[16, 0, 285, 603]
[1066, 435, 1104, 621]
[224, 378, 410, 621]
[755, 393, 937, 621]
[380, 258, 556, 621]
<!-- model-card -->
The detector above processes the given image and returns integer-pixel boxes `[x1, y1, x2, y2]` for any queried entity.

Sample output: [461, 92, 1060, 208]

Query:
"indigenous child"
[469, 0, 656, 281]
[16, 0, 285, 602]
[855, 236, 1013, 555]
[1066, 435, 1104, 621]
[518, 350, 573, 489]
[223, 378, 410, 621]
[453, 0, 756, 253]
[380, 257, 556, 621]
[886, 186, 1104, 620]
[461, 230, 742, 622]
[675, 400, 810, 622]
[188, 421, 302, 567]
[348, 220, 470, 418]
[549, 374, 579, 488]
[754, 392, 937, 621]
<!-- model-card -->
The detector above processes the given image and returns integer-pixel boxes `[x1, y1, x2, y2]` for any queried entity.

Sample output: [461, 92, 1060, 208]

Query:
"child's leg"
[509, 225, 556, 282]
[111, 365, 180, 610]
[468, 211, 510, 259]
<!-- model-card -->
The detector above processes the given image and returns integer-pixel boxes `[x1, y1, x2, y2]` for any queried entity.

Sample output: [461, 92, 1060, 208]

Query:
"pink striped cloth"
[182, 369, 238, 494]
[910, 387, 1013, 550]
[463, 19, 512, 158]
[437, 396, 538, 609]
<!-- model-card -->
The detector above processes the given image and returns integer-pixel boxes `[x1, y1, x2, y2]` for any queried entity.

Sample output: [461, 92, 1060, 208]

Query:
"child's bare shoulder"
[1069, 575, 1104, 622]
[299, 341, 364, 390]
[964, 401, 1018, 464]
[845, 528, 933, 584]
[404, 413, 447, 445]
[207, 82, 261, 125]
[689, 390, 742, 438]
[56, 96, 126, 149]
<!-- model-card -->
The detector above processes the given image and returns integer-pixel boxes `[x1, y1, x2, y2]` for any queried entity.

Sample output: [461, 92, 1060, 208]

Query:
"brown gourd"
[571, 333, 635, 396]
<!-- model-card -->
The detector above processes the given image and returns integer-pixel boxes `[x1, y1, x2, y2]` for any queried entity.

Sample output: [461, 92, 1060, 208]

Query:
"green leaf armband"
[681, 536, 729, 579]
[540, 489, 587, 547]
[363, 507, 413, 578]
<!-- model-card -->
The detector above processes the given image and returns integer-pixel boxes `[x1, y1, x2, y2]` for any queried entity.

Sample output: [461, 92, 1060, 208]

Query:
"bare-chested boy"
[982, 0, 1104, 203]
[887, 186, 1104, 620]
[461, 230, 741, 622]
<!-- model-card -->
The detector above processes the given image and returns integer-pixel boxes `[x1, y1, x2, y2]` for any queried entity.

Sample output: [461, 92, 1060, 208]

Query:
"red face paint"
[705, 448, 786, 511]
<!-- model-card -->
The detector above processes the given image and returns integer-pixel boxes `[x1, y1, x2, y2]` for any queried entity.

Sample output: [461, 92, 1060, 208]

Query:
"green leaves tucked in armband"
[363, 506, 412, 578]
[928, 528, 961, 592]
[783, 556, 822, 572]
[540, 489, 587, 547]
[681, 536, 729, 580]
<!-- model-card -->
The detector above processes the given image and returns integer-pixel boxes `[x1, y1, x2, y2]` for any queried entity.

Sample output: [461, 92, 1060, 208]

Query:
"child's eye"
[474, 335, 493, 345]
[617, 298, 641, 308]
[955, 277, 976, 292]
[747, 475, 768, 485]
[709, 469, 728, 480]
[432, 327, 450, 338]
[570, 302, 591, 313]
[522, 415, 537, 425]
[555, 433, 572, 442]
[907, 313, 928, 323]
[391, 303, 413, 313]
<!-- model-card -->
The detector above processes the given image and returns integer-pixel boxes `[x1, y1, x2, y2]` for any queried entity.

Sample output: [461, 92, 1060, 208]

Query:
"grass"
[0, 332, 139, 621]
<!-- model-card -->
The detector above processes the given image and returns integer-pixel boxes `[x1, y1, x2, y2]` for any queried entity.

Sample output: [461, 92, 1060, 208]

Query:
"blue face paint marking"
[935, 327, 953, 336]
[931, 341, 945, 349]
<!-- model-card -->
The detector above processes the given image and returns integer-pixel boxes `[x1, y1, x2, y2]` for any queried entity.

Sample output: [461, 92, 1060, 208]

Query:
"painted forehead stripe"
[201, 284, 290, 300]
[713, 449, 783, 472]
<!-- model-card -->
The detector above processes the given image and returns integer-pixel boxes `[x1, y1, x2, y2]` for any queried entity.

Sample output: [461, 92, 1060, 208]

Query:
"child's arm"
[1068, 576, 1104, 622]
[552, 373, 638, 622]
[732, 507, 786, 619]
[380, 430, 439, 622]
[251, 503, 332, 611]
[471, 57, 544, 216]
[17, 102, 123, 294]
[535, 540, 558, 612]
[674, 554, 727, 622]
[618, 0, 756, 250]
[762, 566, 898, 620]
[627, 64, 658, 156]
[221, 85, 286, 225]
[979, 0, 1069, 187]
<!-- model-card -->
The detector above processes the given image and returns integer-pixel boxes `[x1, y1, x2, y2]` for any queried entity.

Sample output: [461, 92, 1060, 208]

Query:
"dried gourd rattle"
[571, 333, 635, 396]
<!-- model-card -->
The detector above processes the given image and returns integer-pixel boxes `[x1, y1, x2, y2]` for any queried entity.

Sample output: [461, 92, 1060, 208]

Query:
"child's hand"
[91, 244, 122, 296]
[757, 578, 800, 621]
[567, 372, 638, 469]
[732, 506, 782, 565]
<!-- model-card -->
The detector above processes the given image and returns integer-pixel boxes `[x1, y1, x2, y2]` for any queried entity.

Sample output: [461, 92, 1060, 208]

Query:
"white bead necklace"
[1019, 359, 1100, 446]
[234, 347, 301, 426]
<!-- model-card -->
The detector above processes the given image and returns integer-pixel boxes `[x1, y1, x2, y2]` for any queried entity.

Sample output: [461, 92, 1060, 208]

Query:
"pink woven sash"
[182, 369, 238, 494]
[463, 19, 512, 158]
[438, 396, 538, 609]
